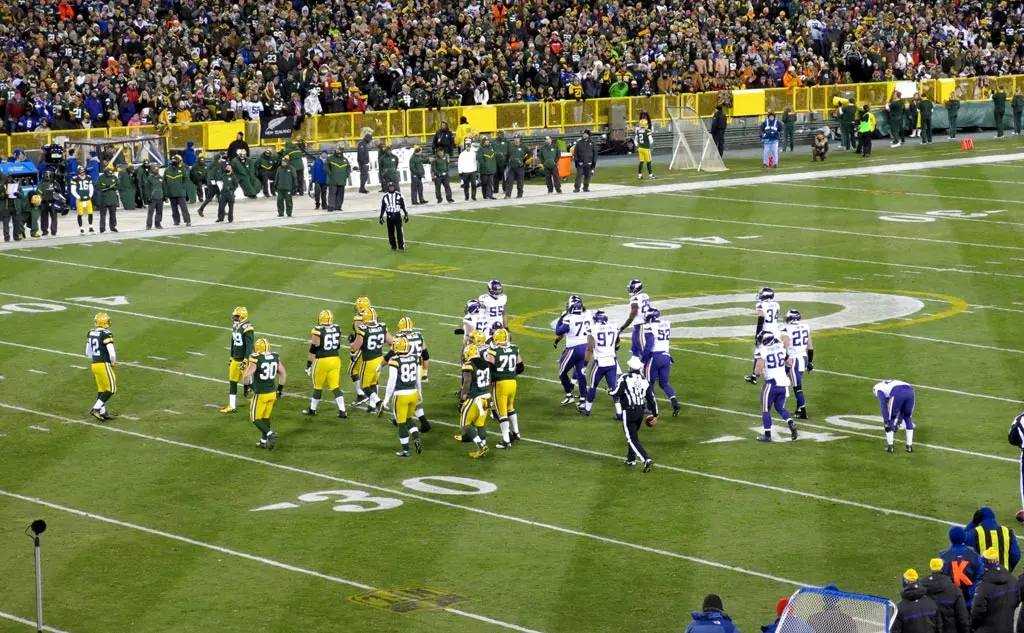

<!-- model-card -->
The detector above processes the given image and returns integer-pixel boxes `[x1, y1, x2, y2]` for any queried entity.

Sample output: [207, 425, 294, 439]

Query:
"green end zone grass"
[2, 140, 1024, 633]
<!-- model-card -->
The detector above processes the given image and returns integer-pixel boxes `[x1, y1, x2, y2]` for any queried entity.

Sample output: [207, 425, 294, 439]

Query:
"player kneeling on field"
[382, 337, 423, 457]
[812, 133, 829, 161]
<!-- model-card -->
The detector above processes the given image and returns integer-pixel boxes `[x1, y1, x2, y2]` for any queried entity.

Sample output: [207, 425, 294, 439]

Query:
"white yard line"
[28, 425, 50, 432]
[187, 351, 206, 356]
[27, 369, 47, 375]
[0, 490, 546, 633]
[0, 610, 71, 633]
[162, 409, 183, 415]
[0, 405, 808, 588]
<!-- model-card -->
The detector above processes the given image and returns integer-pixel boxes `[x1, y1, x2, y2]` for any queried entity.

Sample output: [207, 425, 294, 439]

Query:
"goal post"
[667, 105, 727, 172]
[777, 587, 896, 633]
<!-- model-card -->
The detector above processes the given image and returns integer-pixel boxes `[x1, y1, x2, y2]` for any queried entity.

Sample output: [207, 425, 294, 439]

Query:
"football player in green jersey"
[243, 338, 287, 450]
[382, 337, 423, 457]
[635, 120, 654, 180]
[303, 309, 348, 418]
[350, 308, 392, 414]
[222, 306, 255, 413]
[490, 328, 524, 448]
[86, 312, 117, 420]
[394, 317, 431, 432]
[457, 344, 494, 458]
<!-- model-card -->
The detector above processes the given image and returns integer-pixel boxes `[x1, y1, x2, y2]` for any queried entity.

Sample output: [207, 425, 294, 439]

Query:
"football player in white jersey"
[580, 310, 621, 417]
[753, 331, 798, 442]
[641, 309, 681, 416]
[554, 296, 591, 406]
[618, 279, 653, 362]
[460, 299, 493, 347]
[478, 279, 508, 329]
[781, 309, 814, 419]
[746, 287, 781, 384]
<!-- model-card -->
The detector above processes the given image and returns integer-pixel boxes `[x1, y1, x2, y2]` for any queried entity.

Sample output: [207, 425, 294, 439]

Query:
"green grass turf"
[2, 142, 1024, 633]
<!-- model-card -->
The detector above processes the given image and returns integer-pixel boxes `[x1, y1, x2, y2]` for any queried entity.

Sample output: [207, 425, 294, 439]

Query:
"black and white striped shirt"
[380, 191, 407, 219]
[610, 372, 658, 415]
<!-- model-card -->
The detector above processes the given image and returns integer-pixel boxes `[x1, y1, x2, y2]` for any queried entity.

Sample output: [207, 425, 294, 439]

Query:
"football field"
[3, 142, 1024, 633]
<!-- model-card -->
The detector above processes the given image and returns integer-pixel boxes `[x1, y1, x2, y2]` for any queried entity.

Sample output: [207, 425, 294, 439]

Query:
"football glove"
[379, 217, 384, 225]
[403, 214, 409, 223]
[243, 385, 252, 397]
[276, 384, 284, 397]
[552, 338, 560, 348]
[806, 362, 814, 372]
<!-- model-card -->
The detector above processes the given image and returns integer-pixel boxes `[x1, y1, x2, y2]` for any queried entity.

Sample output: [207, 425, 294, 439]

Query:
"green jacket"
[1013, 96, 1024, 113]
[231, 157, 260, 196]
[163, 165, 187, 197]
[993, 90, 1007, 111]
[98, 173, 119, 207]
[275, 164, 296, 193]
[539, 144, 559, 172]
[256, 154, 278, 178]
[146, 172, 164, 201]
[947, 98, 960, 115]
[219, 173, 238, 200]
[117, 169, 138, 209]
[409, 153, 425, 178]
[888, 99, 904, 117]
[478, 147, 497, 175]
[840, 104, 857, 123]
[493, 139, 508, 167]
[135, 165, 149, 194]
[191, 160, 208, 185]
[431, 155, 450, 180]
[918, 99, 934, 118]
[282, 143, 303, 166]
[378, 152, 399, 178]
[326, 153, 351, 185]
[781, 111, 796, 128]
[506, 143, 526, 168]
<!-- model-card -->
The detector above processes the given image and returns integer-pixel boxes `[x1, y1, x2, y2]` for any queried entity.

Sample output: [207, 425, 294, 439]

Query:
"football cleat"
[265, 431, 277, 451]
[453, 434, 463, 442]
[643, 459, 654, 473]
[302, 408, 317, 416]
[469, 445, 489, 459]
[560, 395, 575, 406]
[496, 440, 512, 449]
[338, 410, 348, 419]
[756, 434, 772, 443]
[672, 401, 681, 417]
[352, 396, 368, 408]
[624, 460, 636, 467]
[906, 445, 914, 453]
[577, 405, 590, 416]
[413, 434, 423, 454]
[885, 444, 895, 453]
[511, 432, 521, 443]
[744, 375, 758, 384]
[219, 406, 236, 414]
[395, 450, 410, 457]
[257, 439, 267, 449]
[101, 412, 115, 421]
[788, 421, 799, 441]
[90, 408, 105, 421]
[796, 407, 808, 419]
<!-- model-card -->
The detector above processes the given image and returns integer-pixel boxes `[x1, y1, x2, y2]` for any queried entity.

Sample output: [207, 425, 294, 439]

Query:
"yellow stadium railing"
[5, 74, 1024, 158]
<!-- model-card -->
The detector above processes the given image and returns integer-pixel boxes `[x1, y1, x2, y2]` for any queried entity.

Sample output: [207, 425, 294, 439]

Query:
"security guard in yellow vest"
[966, 507, 1020, 571]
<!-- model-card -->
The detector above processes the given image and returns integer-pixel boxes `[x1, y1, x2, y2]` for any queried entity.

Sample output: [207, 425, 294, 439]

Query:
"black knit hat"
[703, 594, 724, 612]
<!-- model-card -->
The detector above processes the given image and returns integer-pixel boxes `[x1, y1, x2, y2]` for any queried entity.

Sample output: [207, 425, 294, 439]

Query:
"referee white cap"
[627, 358, 643, 372]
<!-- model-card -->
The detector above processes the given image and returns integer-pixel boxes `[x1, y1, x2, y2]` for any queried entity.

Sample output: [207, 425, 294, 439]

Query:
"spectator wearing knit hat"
[685, 594, 739, 633]
[921, 558, 970, 633]
[892, 569, 940, 633]
[760, 598, 812, 633]
[938, 526, 983, 608]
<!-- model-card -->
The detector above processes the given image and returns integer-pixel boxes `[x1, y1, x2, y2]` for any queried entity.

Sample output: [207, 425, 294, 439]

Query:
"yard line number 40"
[251, 476, 497, 513]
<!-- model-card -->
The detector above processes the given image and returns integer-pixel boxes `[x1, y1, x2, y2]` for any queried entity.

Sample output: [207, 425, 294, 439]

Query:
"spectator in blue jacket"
[311, 150, 328, 210]
[183, 141, 198, 167]
[761, 111, 781, 168]
[686, 594, 739, 633]
[940, 526, 984, 607]
[965, 507, 1020, 572]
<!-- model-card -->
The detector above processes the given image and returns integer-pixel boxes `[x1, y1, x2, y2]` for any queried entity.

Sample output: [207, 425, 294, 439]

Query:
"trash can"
[558, 153, 572, 178]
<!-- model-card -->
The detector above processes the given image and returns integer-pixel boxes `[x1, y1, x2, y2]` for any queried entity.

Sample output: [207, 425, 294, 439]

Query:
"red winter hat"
[776, 598, 790, 617]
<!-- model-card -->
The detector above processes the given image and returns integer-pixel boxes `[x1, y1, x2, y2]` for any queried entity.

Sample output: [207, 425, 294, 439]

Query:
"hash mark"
[204, 404, 221, 409]
[163, 409, 183, 415]
[71, 364, 87, 370]
[121, 415, 140, 421]
[903, 271, 921, 275]
[78, 243, 94, 247]
[985, 261, 1002, 265]
[28, 426, 50, 432]
[148, 355, 168, 361]
[843, 276, 864, 280]
[28, 369, 48, 375]
[187, 351, 206, 356]
[872, 274, 894, 278]
[163, 235, 181, 240]
[814, 280, 836, 285]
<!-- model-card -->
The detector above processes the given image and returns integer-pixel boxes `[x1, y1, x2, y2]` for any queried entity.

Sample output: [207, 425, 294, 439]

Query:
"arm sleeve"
[379, 198, 386, 220]
[85, 342, 91, 358]
[877, 393, 890, 425]
[971, 588, 987, 629]
[755, 316, 764, 336]
[383, 365, 398, 403]
[243, 330, 254, 357]
[807, 348, 815, 363]
[608, 375, 624, 398]
[645, 383, 659, 417]
[106, 343, 117, 363]
[554, 321, 570, 336]
[399, 194, 407, 212]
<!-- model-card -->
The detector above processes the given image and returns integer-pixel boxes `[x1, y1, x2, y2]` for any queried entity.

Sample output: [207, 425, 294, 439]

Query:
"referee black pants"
[386, 214, 405, 250]
[622, 408, 649, 463]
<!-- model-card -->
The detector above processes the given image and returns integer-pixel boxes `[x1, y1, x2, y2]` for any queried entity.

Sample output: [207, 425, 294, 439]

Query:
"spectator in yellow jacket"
[455, 116, 474, 150]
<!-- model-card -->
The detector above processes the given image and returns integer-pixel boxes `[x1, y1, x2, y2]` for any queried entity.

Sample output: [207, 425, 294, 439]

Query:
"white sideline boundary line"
[0, 489, 545, 633]
[0, 610, 71, 633]
[0, 404, 808, 589]
[3, 150, 1022, 250]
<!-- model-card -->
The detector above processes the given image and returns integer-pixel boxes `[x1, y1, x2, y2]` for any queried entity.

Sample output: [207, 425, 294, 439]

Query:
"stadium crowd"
[1, 0, 1024, 132]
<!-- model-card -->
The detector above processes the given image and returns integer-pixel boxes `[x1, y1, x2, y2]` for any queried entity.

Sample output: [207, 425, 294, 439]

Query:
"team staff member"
[969, 547, 1020, 633]
[85, 312, 117, 421]
[491, 328, 523, 449]
[311, 150, 329, 210]
[379, 181, 409, 251]
[610, 357, 657, 472]
[243, 337, 285, 450]
[409, 145, 428, 205]
[326, 147, 351, 212]
[572, 130, 596, 193]
[144, 164, 164, 229]
[72, 166, 95, 234]
[38, 171, 61, 237]
[356, 133, 372, 193]
[221, 306, 255, 413]
[216, 163, 238, 223]
[478, 138, 497, 200]
[350, 308, 391, 413]
[303, 309, 348, 418]
[97, 166, 120, 233]
[965, 507, 1020, 571]
[196, 157, 221, 217]
[163, 155, 192, 226]
[430, 149, 454, 203]
[275, 155, 296, 217]
[939, 526, 983, 608]
[382, 337, 424, 457]
[256, 149, 277, 197]
[540, 136, 562, 194]
[504, 135, 526, 198]
[858, 106, 875, 158]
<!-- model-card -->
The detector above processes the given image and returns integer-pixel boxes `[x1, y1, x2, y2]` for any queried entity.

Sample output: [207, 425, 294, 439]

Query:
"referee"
[1009, 413, 1024, 521]
[609, 357, 658, 472]
[379, 181, 409, 251]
